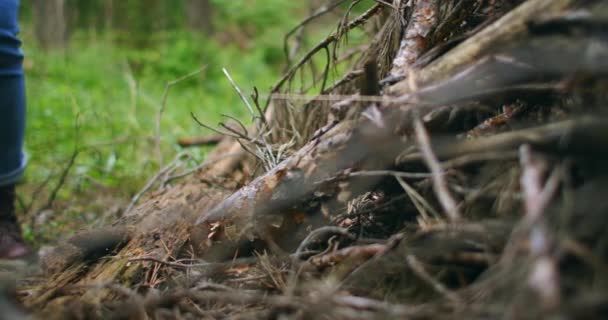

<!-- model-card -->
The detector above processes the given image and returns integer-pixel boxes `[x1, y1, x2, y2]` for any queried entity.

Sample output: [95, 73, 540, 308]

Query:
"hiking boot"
[0, 184, 31, 259]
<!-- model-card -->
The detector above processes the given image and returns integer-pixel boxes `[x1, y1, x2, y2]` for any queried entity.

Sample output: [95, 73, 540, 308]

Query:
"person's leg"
[0, 0, 30, 259]
[0, 0, 26, 181]
[0, 74, 26, 186]
[0, 74, 29, 259]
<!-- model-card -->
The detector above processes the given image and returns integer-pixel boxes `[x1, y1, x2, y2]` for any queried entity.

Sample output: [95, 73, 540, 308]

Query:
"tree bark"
[22, 0, 605, 318]
[32, 0, 68, 51]
[185, 0, 214, 35]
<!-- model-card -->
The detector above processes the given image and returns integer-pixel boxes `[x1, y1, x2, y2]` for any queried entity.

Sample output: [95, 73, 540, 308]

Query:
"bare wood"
[388, 0, 577, 95]
[398, 117, 608, 164]
[414, 118, 461, 222]
[22, 1, 608, 318]
[178, 134, 223, 147]
[191, 119, 408, 259]
[389, 0, 440, 77]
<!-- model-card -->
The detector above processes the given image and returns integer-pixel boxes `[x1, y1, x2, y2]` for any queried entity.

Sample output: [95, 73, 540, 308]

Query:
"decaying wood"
[389, 0, 577, 95]
[22, 164, 238, 314]
[389, 0, 440, 77]
[398, 116, 608, 165]
[190, 118, 407, 259]
[191, 0, 606, 260]
[177, 133, 223, 147]
[19, 0, 608, 319]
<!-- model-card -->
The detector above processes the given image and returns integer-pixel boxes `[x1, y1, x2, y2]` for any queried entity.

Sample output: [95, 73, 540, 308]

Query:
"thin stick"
[44, 114, 82, 210]
[251, 87, 269, 128]
[414, 118, 462, 221]
[518, 145, 562, 309]
[178, 134, 223, 148]
[283, 0, 349, 66]
[26, 170, 55, 216]
[128, 257, 195, 269]
[190, 112, 246, 141]
[218, 123, 250, 141]
[520, 146, 562, 224]
[156, 67, 207, 166]
[163, 153, 241, 185]
[44, 148, 79, 210]
[441, 151, 519, 169]
[125, 152, 190, 214]
[373, 0, 399, 11]
[222, 68, 255, 118]
[406, 254, 461, 303]
[266, 3, 383, 110]
[294, 226, 354, 257]
[395, 176, 440, 222]
[348, 170, 434, 179]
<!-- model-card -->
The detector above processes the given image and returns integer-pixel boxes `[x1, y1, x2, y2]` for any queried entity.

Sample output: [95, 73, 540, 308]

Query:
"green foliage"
[17, 0, 371, 243]
[19, 5, 311, 243]
[23, 27, 285, 190]
[212, 0, 299, 30]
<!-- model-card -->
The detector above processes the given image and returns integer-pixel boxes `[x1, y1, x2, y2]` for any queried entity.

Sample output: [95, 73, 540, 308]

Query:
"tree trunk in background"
[104, 0, 114, 30]
[185, 0, 213, 35]
[32, 0, 68, 50]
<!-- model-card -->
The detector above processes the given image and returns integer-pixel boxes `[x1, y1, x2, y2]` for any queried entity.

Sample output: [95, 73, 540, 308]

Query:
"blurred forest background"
[18, 0, 359, 244]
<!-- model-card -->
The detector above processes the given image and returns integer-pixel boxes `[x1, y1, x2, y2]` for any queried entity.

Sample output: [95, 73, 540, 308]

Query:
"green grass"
[19, 28, 296, 243]
[24, 30, 276, 185]
[16, 0, 376, 243]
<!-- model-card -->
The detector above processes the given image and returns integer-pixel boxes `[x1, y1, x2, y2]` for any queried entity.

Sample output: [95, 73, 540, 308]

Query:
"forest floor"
[5, 0, 608, 319]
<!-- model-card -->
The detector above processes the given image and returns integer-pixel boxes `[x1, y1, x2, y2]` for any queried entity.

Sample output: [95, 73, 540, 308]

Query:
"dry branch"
[388, 0, 577, 95]
[191, 118, 407, 259]
[20, 1, 608, 319]
[414, 118, 461, 221]
[177, 133, 223, 147]
[398, 116, 608, 165]
[266, 3, 384, 109]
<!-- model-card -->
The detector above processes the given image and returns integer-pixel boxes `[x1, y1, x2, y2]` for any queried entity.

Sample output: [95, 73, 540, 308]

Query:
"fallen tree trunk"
[18, 0, 608, 319]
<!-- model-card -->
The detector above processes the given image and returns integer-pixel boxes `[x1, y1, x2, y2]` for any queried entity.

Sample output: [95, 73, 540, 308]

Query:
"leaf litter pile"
[7, 0, 608, 319]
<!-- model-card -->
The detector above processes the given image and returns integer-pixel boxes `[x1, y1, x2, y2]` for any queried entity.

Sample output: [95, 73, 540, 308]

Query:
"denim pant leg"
[0, 73, 26, 186]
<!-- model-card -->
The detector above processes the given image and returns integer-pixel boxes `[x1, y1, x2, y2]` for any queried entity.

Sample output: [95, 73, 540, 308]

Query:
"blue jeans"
[0, 0, 26, 187]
